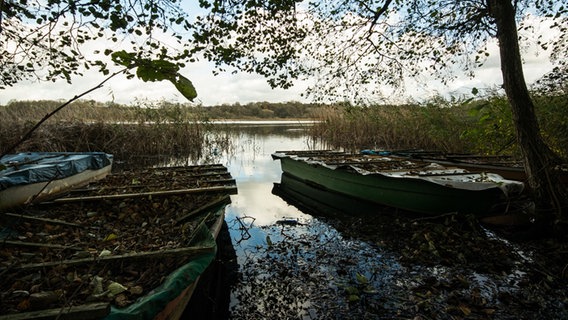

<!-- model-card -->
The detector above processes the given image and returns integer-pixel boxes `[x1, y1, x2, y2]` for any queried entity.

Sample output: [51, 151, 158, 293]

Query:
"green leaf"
[170, 74, 197, 101]
[345, 286, 359, 295]
[136, 60, 179, 82]
[355, 272, 369, 284]
[111, 50, 136, 67]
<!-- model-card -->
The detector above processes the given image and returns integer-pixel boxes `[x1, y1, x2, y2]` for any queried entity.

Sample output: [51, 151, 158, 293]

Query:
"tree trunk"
[488, 0, 566, 223]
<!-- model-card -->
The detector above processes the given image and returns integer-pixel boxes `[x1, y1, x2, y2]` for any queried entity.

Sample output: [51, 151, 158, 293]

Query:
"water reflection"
[221, 124, 317, 227]
[184, 122, 560, 320]
[209, 123, 404, 319]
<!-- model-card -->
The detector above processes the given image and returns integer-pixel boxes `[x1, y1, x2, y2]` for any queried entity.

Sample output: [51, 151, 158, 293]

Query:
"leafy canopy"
[1, 0, 566, 101]
[190, 0, 567, 101]
[1, 0, 197, 100]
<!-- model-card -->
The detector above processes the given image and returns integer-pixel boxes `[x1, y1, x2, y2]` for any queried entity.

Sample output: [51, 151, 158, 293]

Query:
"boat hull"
[275, 154, 519, 216]
[0, 164, 112, 210]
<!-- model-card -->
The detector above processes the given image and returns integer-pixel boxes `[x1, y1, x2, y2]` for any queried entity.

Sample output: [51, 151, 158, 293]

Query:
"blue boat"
[0, 152, 113, 210]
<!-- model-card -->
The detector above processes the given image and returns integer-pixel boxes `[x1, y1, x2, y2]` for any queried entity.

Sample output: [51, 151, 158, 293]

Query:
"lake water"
[204, 123, 404, 319]
[186, 122, 565, 320]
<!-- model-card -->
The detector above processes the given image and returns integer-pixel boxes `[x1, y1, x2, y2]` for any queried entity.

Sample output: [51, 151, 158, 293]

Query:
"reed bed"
[309, 103, 475, 153]
[0, 122, 208, 164]
[309, 95, 568, 159]
[0, 100, 216, 166]
[1, 94, 565, 160]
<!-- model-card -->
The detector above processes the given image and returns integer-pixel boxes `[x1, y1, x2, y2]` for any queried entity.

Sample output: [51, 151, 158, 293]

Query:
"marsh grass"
[1, 95, 565, 161]
[309, 96, 568, 159]
[309, 103, 475, 153]
[0, 100, 216, 165]
[0, 122, 209, 163]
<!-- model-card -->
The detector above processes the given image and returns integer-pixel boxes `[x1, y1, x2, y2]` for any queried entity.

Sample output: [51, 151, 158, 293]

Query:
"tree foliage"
[190, 1, 566, 102]
[2, 1, 565, 100]
[1, 0, 197, 99]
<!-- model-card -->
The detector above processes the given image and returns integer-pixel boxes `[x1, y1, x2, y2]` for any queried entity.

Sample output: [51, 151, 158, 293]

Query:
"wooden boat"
[0, 152, 113, 210]
[362, 149, 568, 183]
[273, 172, 381, 217]
[0, 165, 237, 320]
[272, 150, 525, 216]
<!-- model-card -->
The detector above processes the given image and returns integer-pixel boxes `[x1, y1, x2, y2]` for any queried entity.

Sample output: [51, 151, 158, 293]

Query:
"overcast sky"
[0, 13, 557, 106]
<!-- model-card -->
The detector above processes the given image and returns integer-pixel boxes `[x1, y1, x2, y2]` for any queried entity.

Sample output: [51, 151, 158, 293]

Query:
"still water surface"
[189, 123, 566, 320]
[206, 123, 403, 319]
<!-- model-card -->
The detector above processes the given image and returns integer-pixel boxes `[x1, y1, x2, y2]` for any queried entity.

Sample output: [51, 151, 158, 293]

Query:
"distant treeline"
[0, 100, 322, 124]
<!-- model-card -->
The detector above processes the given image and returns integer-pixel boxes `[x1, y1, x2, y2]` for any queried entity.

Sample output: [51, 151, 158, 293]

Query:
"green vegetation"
[0, 100, 207, 165]
[0, 100, 320, 124]
[196, 101, 320, 120]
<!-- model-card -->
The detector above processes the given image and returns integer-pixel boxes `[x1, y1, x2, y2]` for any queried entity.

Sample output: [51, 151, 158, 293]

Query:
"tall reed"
[309, 94, 567, 160]
[309, 103, 474, 153]
[0, 100, 215, 165]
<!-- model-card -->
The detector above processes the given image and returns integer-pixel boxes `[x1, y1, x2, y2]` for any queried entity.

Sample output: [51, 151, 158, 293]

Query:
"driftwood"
[0, 302, 110, 320]
[68, 178, 234, 194]
[5, 245, 215, 271]
[2, 213, 84, 228]
[176, 195, 231, 224]
[51, 185, 238, 203]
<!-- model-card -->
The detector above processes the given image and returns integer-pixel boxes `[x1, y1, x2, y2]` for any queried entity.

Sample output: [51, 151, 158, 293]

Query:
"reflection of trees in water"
[208, 123, 311, 138]
[124, 123, 320, 168]
[229, 219, 401, 319]
[228, 216, 256, 244]
[207, 123, 325, 159]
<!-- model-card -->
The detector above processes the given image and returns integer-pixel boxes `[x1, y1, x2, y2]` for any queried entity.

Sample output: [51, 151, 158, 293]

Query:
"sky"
[0, 10, 558, 107]
[0, 42, 553, 107]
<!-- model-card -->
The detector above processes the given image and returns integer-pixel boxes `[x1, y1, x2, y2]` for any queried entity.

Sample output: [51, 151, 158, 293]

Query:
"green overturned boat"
[272, 150, 525, 216]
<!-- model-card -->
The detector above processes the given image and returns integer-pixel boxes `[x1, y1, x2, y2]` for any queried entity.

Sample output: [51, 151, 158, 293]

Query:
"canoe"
[272, 150, 525, 216]
[0, 152, 113, 210]
[0, 165, 237, 320]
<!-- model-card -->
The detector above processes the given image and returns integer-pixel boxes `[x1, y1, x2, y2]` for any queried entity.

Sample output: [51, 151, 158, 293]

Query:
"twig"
[4, 245, 214, 271]
[234, 216, 255, 244]
[410, 212, 458, 223]
[2, 212, 84, 228]
[49, 185, 238, 203]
